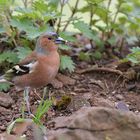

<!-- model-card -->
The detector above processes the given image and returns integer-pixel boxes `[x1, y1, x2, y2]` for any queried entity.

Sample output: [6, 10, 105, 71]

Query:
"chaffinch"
[0, 32, 67, 114]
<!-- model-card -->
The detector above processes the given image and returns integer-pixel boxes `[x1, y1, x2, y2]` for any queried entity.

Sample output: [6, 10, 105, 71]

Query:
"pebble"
[0, 125, 6, 131]
[0, 92, 14, 108]
[115, 94, 124, 100]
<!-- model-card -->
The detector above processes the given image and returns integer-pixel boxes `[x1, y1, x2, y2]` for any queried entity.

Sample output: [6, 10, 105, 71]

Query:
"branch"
[56, 2, 64, 33]
[62, 0, 79, 32]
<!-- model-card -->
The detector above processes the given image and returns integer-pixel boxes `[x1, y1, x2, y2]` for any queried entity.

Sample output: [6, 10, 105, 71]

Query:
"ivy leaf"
[60, 55, 75, 72]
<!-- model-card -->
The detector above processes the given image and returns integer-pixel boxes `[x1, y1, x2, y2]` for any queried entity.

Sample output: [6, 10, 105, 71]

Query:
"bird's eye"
[48, 37, 52, 40]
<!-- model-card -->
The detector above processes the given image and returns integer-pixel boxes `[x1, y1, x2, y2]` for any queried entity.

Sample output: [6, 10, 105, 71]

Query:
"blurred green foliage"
[124, 47, 140, 64]
[0, 0, 140, 91]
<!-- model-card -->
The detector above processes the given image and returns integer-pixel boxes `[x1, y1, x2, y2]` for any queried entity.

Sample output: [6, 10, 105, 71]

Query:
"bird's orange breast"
[13, 51, 60, 89]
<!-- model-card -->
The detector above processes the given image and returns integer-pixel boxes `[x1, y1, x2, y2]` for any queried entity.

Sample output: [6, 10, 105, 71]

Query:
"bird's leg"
[24, 87, 31, 115]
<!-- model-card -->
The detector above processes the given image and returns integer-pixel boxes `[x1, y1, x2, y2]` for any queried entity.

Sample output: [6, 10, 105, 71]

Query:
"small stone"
[115, 101, 129, 111]
[115, 94, 124, 100]
[92, 97, 115, 108]
[0, 92, 14, 108]
[0, 125, 6, 131]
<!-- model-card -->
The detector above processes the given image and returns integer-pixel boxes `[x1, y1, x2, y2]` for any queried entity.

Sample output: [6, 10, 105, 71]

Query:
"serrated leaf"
[60, 55, 75, 72]
[95, 6, 109, 22]
[0, 82, 11, 92]
[79, 52, 91, 61]
[73, 21, 95, 39]
[59, 32, 76, 42]
[16, 47, 32, 60]
[125, 47, 140, 64]
[108, 36, 116, 45]
[0, 26, 5, 33]
[92, 51, 102, 60]
[0, 51, 19, 64]
[59, 44, 70, 50]
[10, 18, 33, 32]
[86, 0, 105, 4]
[130, 47, 140, 53]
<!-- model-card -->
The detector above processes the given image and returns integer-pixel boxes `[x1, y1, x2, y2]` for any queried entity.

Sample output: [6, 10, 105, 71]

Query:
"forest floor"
[0, 58, 140, 138]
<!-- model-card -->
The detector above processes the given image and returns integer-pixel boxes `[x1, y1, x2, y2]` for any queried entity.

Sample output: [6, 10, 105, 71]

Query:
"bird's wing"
[4, 56, 38, 81]
[19, 51, 37, 65]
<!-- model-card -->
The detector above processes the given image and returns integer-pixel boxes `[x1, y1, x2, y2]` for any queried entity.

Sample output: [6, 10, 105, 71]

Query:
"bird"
[0, 31, 67, 114]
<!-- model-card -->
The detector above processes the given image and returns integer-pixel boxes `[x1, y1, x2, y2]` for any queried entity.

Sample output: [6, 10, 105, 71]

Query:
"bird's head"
[35, 32, 67, 54]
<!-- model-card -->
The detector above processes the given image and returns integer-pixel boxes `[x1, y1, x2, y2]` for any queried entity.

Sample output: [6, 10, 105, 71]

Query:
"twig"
[56, 2, 64, 33]
[22, 0, 28, 8]
[105, 0, 112, 39]
[89, 5, 97, 48]
[119, 37, 125, 56]
[62, 0, 79, 32]
[112, 74, 122, 91]
[109, 2, 122, 38]
[76, 67, 124, 76]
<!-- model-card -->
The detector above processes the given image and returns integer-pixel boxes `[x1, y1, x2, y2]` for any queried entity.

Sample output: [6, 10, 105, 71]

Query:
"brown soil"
[0, 61, 140, 137]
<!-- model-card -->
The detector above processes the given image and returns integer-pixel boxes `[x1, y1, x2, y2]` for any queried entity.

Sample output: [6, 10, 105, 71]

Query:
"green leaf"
[0, 82, 11, 92]
[10, 18, 33, 32]
[10, 18, 47, 39]
[92, 51, 102, 59]
[73, 21, 95, 39]
[7, 118, 27, 134]
[59, 44, 70, 50]
[95, 6, 109, 22]
[0, 26, 5, 33]
[86, 0, 105, 4]
[124, 47, 140, 64]
[108, 36, 116, 46]
[33, 99, 52, 125]
[16, 47, 32, 60]
[0, 51, 19, 64]
[60, 55, 75, 72]
[79, 52, 91, 61]
[59, 32, 76, 42]
[130, 46, 140, 53]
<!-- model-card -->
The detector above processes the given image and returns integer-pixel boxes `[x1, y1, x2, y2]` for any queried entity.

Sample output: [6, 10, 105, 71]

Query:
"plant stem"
[119, 37, 125, 57]
[105, 0, 112, 39]
[109, 1, 122, 38]
[56, 2, 64, 33]
[22, 0, 28, 8]
[89, 5, 96, 48]
[62, 0, 79, 32]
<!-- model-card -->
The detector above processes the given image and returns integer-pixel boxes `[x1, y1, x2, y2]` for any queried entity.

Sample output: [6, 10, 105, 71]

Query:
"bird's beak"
[55, 37, 67, 44]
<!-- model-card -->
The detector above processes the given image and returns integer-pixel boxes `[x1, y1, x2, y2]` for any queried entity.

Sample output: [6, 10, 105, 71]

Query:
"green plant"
[124, 47, 140, 64]
[0, 0, 140, 91]
[33, 99, 52, 125]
